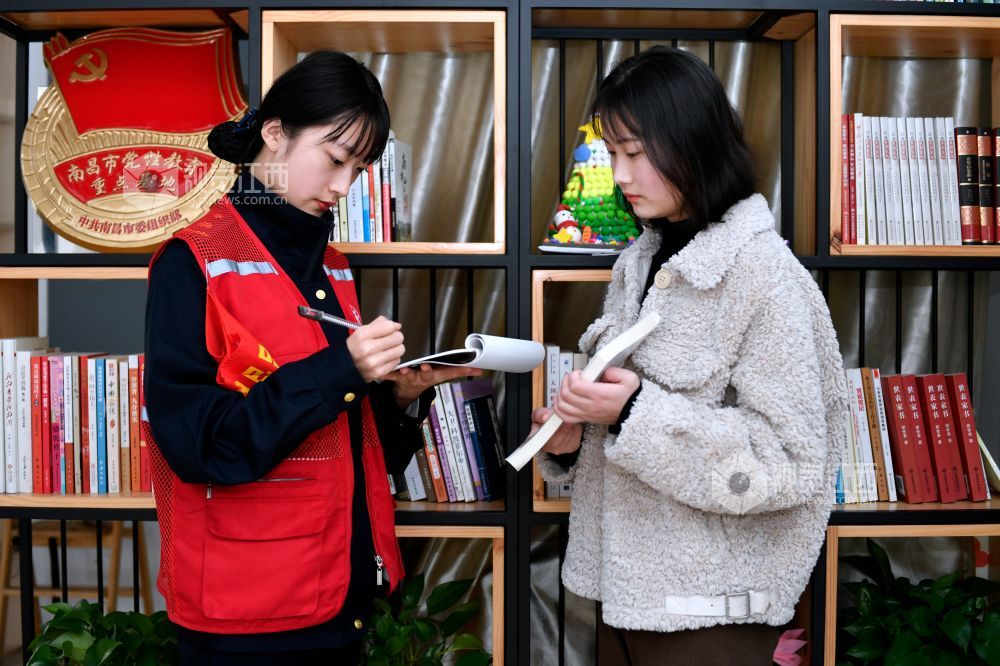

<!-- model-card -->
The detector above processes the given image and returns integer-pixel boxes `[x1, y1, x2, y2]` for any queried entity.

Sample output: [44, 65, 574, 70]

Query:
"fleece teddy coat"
[538, 193, 849, 632]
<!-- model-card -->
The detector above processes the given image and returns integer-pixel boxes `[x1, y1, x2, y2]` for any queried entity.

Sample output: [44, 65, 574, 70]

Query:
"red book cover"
[30, 356, 43, 493]
[847, 115, 857, 245]
[841, 114, 850, 244]
[901, 375, 937, 501]
[79, 356, 90, 494]
[380, 150, 392, 244]
[64, 358, 74, 496]
[945, 373, 988, 501]
[49, 357, 63, 494]
[955, 126, 982, 244]
[993, 128, 999, 244]
[129, 356, 141, 493]
[879, 374, 926, 503]
[40, 355, 51, 494]
[139, 354, 150, 492]
[915, 374, 967, 502]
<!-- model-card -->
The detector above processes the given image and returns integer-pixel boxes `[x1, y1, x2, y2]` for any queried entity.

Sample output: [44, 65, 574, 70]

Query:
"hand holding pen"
[299, 305, 404, 383]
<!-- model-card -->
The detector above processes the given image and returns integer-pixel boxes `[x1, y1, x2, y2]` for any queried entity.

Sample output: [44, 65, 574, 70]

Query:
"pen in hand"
[297, 305, 362, 330]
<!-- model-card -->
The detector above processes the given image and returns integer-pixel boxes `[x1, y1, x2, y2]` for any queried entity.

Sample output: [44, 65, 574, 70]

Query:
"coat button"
[354, 618, 363, 629]
[344, 392, 356, 403]
[654, 269, 672, 289]
[315, 289, 327, 300]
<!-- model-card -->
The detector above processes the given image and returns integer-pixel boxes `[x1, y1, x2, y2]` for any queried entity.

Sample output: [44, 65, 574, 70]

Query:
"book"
[896, 117, 916, 245]
[944, 373, 988, 502]
[979, 432, 1000, 494]
[841, 114, 850, 243]
[915, 374, 966, 503]
[881, 374, 926, 503]
[506, 312, 661, 471]
[955, 126, 981, 244]
[438, 383, 475, 501]
[450, 380, 487, 501]
[466, 394, 507, 501]
[924, 118, 945, 246]
[853, 113, 866, 245]
[862, 116, 878, 245]
[429, 397, 458, 502]
[390, 138, 412, 242]
[901, 374, 937, 501]
[119, 358, 131, 494]
[395, 334, 544, 373]
[419, 421, 447, 502]
[977, 127, 995, 244]
[860, 369, 891, 501]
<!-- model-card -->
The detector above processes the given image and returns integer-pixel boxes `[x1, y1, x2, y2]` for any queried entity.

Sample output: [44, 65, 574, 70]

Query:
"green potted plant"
[365, 573, 492, 666]
[837, 537, 1000, 665]
[27, 599, 178, 665]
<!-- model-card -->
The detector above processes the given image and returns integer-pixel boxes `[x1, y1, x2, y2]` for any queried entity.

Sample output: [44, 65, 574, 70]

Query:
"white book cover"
[881, 116, 903, 245]
[842, 370, 860, 503]
[904, 118, 927, 245]
[914, 119, 936, 245]
[870, 369, 897, 502]
[853, 113, 867, 245]
[439, 383, 476, 502]
[871, 118, 888, 245]
[87, 358, 99, 494]
[402, 454, 427, 501]
[379, 147, 392, 241]
[329, 204, 340, 243]
[372, 156, 383, 243]
[923, 117, 945, 245]
[105, 357, 120, 494]
[838, 409, 855, 503]
[847, 369, 876, 502]
[544, 344, 560, 408]
[944, 117, 962, 246]
[1, 340, 15, 493]
[15, 351, 31, 493]
[119, 358, 130, 494]
[338, 197, 348, 243]
[395, 334, 543, 373]
[360, 167, 372, 243]
[508, 313, 661, 470]
[61, 355, 72, 494]
[934, 117, 957, 245]
[895, 117, 916, 245]
[71, 357, 82, 493]
[432, 386, 464, 501]
[862, 116, 877, 246]
[346, 176, 364, 243]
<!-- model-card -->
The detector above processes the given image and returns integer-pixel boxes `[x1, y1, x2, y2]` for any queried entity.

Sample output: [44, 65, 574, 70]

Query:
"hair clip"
[233, 108, 258, 133]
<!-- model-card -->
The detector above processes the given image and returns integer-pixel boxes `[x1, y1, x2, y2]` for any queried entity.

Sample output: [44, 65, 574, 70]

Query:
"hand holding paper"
[394, 334, 544, 373]
[506, 313, 660, 471]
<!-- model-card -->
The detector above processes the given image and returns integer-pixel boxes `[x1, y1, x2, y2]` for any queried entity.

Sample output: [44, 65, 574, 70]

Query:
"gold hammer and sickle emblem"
[69, 48, 108, 83]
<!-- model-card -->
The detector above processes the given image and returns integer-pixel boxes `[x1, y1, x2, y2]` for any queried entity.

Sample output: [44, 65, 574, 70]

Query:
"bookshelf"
[828, 14, 1000, 257]
[0, 3, 995, 665]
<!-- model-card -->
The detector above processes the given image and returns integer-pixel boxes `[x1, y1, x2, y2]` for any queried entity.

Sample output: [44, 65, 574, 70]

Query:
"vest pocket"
[202, 495, 326, 620]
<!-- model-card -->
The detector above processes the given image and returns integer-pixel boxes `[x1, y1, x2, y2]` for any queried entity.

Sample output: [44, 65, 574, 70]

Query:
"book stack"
[538, 344, 592, 499]
[329, 133, 412, 244]
[838, 115, 999, 246]
[839, 368, 996, 505]
[391, 379, 507, 503]
[0, 337, 149, 495]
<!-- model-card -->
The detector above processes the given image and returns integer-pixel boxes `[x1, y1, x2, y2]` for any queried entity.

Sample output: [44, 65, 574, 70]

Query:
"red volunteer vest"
[144, 196, 403, 634]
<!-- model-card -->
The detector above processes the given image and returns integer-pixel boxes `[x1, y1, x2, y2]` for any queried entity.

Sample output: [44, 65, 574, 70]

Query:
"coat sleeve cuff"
[309, 345, 369, 409]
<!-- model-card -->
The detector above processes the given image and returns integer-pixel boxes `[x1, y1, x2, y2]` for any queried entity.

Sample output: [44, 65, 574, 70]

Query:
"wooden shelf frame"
[823, 523, 1000, 666]
[529, 269, 610, 513]
[828, 14, 1000, 257]
[261, 9, 507, 255]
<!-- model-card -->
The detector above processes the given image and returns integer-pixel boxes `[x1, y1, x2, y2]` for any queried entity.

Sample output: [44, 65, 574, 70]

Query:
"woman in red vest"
[144, 50, 476, 665]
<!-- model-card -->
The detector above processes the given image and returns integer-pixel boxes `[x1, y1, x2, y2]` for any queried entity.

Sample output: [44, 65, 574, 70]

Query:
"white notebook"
[395, 334, 544, 374]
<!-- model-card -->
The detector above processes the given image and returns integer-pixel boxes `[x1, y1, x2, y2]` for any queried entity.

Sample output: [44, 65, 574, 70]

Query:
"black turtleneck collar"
[643, 217, 701, 294]
[230, 168, 335, 284]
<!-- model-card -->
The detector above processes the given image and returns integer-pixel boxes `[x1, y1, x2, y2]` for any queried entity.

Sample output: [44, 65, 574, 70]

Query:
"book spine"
[955, 126, 982, 244]
[96, 359, 106, 494]
[428, 405, 456, 502]
[49, 357, 63, 494]
[119, 359, 131, 494]
[913, 119, 935, 245]
[936, 117, 959, 245]
[139, 354, 149, 492]
[870, 368, 897, 501]
[841, 114, 850, 244]
[916, 374, 962, 502]
[881, 375, 924, 503]
[402, 454, 426, 501]
[847, 114, 858, 245]
[905, 118, 926, 244]
[924, 118, 945, 245]
[1, 341, 15, 493]
[883, 116, 904, 245]
[854, 113, 867, 244]
[30, 357, 42, 493]
[87, 359, 98, 493]
[106, 358, 119, 494]
[338, 196, 349, 245]
[414, 449, 436, 502]
[862, 116, 877, 245]
[872, 118, 888, 245]
[15, 352, 31, 493]
[71, 356, 81, 494]
[372, 160, 383, 244]
[439, 384, 475, 501]
[978, 127, 996, 244]
[847, 369, 875, 502]
[896, 117, 916, 245]
[420, 421, 447, 502]
[452, 383, 489, 501]
[62, 355, 73, 494]
[129, 355, 140, 493]
[860, 368, 890, 501]
[994, 128, 1000, 244]
[387, 139, 397, 241]
[902, 375, 937, 501]
[380, 147, 392, 242]
[944, 117, 963, 246]
[347, 177, 364, 243]
[80, 357, 90, 494]
[394, 140, 412, 242]
[945, 374, 988, 501]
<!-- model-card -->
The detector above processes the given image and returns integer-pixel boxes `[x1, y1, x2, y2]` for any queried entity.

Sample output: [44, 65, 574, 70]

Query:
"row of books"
[0, 337, 149, 495]
[390, 380, 506, 503]
[839, 115, 999, 246]
[540, 344, 589, 499]
[841, 368, 999, 505]
[328, 134, 412, 244]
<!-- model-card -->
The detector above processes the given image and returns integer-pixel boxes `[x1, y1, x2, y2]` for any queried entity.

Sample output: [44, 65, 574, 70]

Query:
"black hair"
[208, 50, 390, 167]
[592, 46, 756, 228]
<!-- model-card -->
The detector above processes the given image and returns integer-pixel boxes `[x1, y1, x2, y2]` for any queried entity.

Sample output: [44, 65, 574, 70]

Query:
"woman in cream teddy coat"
[533, 47, 848, 665]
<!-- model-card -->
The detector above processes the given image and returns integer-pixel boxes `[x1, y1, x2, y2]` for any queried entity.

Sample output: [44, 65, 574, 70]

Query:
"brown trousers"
[596, 617, 780, 666]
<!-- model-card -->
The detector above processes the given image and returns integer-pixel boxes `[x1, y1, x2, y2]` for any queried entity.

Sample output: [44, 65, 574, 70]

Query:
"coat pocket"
[202, 494, 328, 620]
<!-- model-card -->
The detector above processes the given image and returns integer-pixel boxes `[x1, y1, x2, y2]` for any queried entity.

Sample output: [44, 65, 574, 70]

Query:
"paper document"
[505, 313, 661, 471]
[395, 334, 544, 373]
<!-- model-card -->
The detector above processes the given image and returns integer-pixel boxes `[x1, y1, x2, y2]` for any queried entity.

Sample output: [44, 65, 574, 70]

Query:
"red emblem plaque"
[21, 27, 247, 252]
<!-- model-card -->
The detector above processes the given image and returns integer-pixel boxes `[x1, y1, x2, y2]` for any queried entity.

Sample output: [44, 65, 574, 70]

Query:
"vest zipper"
[375, 554, 384, 586]
[206, 484, 212, 499]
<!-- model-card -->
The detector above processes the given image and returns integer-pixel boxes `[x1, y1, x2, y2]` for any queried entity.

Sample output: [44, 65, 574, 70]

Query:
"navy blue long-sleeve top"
[144, 169, 433, 651]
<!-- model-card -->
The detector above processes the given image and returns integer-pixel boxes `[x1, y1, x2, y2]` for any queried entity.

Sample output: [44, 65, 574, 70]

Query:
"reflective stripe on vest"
[206, 259, 278, 279]
[323, 267, 353, 281]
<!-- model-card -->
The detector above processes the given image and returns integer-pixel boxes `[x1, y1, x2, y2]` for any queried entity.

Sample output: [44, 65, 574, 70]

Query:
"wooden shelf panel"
[395, 500, 504, 513]
[335, 242, 505, 255]
[0, 493, 155, 510]
[532, 9, 762, 31]
[837, 15, 1000, 59]
[0, 9, 248, 32]
[533, 497, 570, 513]
[396, 524, 503, 539]
[831, 243, 1000, 257]
[832, 497, 1000, 515]
[0, 267, 148, 280]
[264, 10, 501, 54]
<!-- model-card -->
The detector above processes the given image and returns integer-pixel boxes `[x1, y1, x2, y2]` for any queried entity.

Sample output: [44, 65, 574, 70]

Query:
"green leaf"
[972, 614, 1000, 664]
[58, 630, 95, 663]
[842, 555, 885, 587]
[440, 606, 479, 638]
[413, 618, 437, 642]
[867, 538, 894, 589]
[386, 635, 407, 656]
[884, 632, 921, 666]
[92, 637, 121, 663]
[403, 574, 426, 610]
[449, 633, 484, 652]
[426, 579, 474, 616]
[26, 644, 58, 666]
[847, 635, 886, 661]
[941, 609, 971, 653]
[454, 650, 492, 666]
[931, 572, 963, 594]
[904, 606, 936, 638]
[373, 597, 393, 614]
[132, 612, 154, 637]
